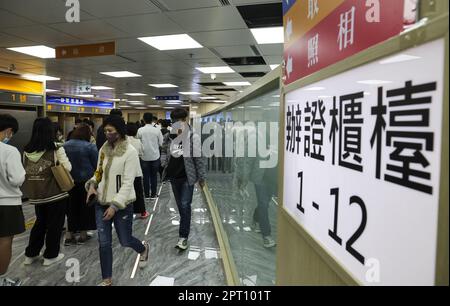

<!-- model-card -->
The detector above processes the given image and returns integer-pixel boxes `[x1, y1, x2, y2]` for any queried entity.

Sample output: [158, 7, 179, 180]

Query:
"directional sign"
[155, 96, 180, 101]
[55, 42, 115, 59]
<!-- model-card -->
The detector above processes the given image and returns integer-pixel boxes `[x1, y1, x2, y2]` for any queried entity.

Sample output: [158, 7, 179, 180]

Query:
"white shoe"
[263, 236, 276, 248]
[24, 255, 40, 265]
[42, 253, 65, 266]
[175, 238, 188, 250]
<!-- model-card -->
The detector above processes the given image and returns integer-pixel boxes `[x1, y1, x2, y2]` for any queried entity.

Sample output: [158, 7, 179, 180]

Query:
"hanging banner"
[283, 39, 445, 285]
[282, 0, 405, 85]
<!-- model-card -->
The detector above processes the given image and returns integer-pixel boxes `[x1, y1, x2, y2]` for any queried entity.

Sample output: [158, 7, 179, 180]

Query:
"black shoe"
[64, 238, 77, 246]
[150, 194, 158, 200]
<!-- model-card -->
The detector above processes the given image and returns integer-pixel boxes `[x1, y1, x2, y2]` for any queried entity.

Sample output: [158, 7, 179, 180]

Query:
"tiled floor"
[5, 183, 226, 286]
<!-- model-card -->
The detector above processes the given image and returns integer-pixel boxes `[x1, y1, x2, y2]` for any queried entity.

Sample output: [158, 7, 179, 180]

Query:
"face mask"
[106, 132, 119, 144]
[2, 131, 12, 144]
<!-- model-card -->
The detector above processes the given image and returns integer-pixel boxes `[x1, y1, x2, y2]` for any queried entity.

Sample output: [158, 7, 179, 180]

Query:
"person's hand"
[86, 185, 97, 204]
[103, 206, 116, 221]
[198, 180, 205, 190]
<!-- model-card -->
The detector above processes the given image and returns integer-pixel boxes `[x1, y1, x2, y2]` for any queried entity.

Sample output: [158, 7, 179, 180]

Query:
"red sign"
[56, 42, 115, 59]
[283, 0, 405, 85]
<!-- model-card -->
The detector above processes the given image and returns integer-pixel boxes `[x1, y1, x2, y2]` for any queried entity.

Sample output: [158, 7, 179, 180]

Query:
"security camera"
[8, 64, 16, 72]
[210, 73, 217, 80]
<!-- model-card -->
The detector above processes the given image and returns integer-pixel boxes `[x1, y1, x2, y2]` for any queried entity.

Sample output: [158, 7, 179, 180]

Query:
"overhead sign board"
[283, 39, 445, 285]
[155, 96, 180, 101]
[282, 0, 406, 85]
[46, 95, 114, 109]
[0, 91, 43, 106]
[55, 42, 115, 59]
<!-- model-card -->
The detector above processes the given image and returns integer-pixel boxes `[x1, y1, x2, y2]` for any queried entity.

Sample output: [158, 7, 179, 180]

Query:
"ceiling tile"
[49, 20, 128, 42]
[213, 45, 255, 58]
[166, 6, 247, 32]
[190, 29, 255, 47]
[105, 14, 183, 36]
[257, 43, 283, 55]
[0, 9, 35, 28]
[157, 0, 219, 10]
[0, 32, 36, 48]
[2, 25, 84, 46]
[81, 0, 160, 18]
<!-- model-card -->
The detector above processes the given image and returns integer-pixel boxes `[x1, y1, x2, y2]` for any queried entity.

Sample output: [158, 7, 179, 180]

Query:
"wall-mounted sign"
[46, 103, 110, 115]
[76, 85, 91, 93]
[282, 0, 405, 85]
[55, 42, 115, 59]
[283, 39, 445, 285]
[46, 95, 114, 109]
[0, 91, 43, 106]
[155, 96, 180, 101]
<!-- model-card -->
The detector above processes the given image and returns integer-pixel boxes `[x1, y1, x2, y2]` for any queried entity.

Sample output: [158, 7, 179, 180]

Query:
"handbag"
[51, 151, 75, 192]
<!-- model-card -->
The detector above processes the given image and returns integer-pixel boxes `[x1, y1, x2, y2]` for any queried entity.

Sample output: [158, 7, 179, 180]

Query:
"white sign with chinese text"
[283, 38, 445, 285]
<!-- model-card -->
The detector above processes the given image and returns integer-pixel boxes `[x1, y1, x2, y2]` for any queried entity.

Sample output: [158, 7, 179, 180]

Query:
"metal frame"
[277, 1, 449, 285]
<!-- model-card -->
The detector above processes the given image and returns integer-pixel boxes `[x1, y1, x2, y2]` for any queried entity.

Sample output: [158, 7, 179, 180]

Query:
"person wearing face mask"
[85, 115, 149, 286]
[161, 108, 207, 250]
[0, 114, 26, 286]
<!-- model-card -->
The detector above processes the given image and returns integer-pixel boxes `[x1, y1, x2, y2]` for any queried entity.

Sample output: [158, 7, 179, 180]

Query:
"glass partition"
[201, 83, 280, 286]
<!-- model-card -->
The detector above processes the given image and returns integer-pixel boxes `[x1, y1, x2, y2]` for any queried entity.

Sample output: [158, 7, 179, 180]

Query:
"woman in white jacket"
[86, 115, 149, 286]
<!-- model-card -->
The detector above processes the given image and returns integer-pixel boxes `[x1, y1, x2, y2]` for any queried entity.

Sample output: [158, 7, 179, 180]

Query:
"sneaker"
[175, 238, 188, 250]
[24, 255, 40, 265]
[150, 194, 158, 200]
[98, 280, 112, 286]
[64, 238, 77, 246]
[42, 253, 65, 266]
[1, 278, 22, 286]
[140, 211, 150, 219]
[139, 242, 149, 268]
[253, 222, 261, 233]
[263, 236, 276, 248]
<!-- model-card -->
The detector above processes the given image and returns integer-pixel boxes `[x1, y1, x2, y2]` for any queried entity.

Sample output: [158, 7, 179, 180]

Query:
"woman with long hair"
[22, 117, 72, 266]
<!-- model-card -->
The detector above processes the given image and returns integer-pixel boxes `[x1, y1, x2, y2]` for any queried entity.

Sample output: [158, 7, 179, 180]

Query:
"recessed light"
[250, 27, 284, 44]
[45, 89, 59, 92]
[213, 100, 227, 103]
[148, 84, 178, 88]
[7, 45, 55, 58]
[77, 94, 94, 98]
[138, 34, 203, 51]
[195, 66, 235, 74]
[179, 92, 201, 95]
[125, 93, 147, 96]
[200, 97, 217, 100]
[91, 86, 113, 90]
[270, 64, 280, 70]
[223, 82, 251, 86]
[357, 80, 392, 85]
[166, 102, 182, 105]
[100, 71, 141, 78]
[22, 74, 60, 81]
[379, 54, 421, 65]
[303, 86, 325, 91]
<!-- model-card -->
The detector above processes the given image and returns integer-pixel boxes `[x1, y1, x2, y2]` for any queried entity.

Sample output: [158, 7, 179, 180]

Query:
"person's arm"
[191, 134, 207, 187]
[56, 147, 72, 171]
[138, 140, 144, 158]
[111, 148, 140, 210]
[6, 148, 26, 188]
[136, 128, 142, 140]
[158, 130, 163, 147]
[88, 143, 99, 171]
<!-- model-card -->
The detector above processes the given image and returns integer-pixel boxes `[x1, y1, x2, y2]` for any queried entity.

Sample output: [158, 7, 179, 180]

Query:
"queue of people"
[0, 107, 206, 286]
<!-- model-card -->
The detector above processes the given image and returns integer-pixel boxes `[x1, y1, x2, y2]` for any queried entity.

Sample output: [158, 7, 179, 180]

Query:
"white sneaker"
[24, 255, 40, 265]
[42, 253, 65, 266]
[263, 236, 276, 248]
[175, 238, 188, 250]
[1, 277, 22, 286]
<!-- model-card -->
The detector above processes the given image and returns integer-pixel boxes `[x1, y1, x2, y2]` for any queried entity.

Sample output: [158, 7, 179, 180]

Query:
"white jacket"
[127, 136, 143, 177]
[86, 139, 139, 210]
[0, 142, 26, 206]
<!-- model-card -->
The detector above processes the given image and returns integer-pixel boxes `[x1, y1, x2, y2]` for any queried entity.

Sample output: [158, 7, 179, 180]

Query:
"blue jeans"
[95, 204, 145, 280]
[141, 159, 160, 197]
[170, 178, 194, 239]
[253, 184, 272, 237]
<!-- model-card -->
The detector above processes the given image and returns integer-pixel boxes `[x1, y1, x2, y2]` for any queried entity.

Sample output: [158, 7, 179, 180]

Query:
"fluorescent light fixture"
[77, 94, 94, 98]
[138, 34, 202, 51]
[213, 100, 227, 103]
[166, 102, 182, 105]
[100, 71, 141, 78]
[128, 101, 145, 104]
[164, 107, 175, 109]
[200, 97, 217, 100]
[250, 27, 284, 44]
[195, 66, 234, 74]
[303, 86, 325, 91]
[125, 93, 147, 96]
[45, 89, 59, 92]
[7, 45, 55, 58]
[379, 54, 420, 65]
[166, 100, 182, 103]
[148, 84, 178, 88]
[191, 106, 199, 109]
[119, 105, 131, 108]
[135, 107, 147, 109]
[357, 80, 393, 85]
[147, 105, 160, 107]
[22, 74, 60, 81]
[223, 81, 251, 86]
[179, 92, 201, 95]
[270, 64, 280, 70]
[110, 98, 126, 102]
[91, 86, 113, 90]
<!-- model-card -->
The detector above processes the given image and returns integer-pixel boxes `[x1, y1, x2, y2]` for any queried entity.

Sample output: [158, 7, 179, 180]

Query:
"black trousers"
[25, 198, 67, 259]
[133, 177, 146, 214]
